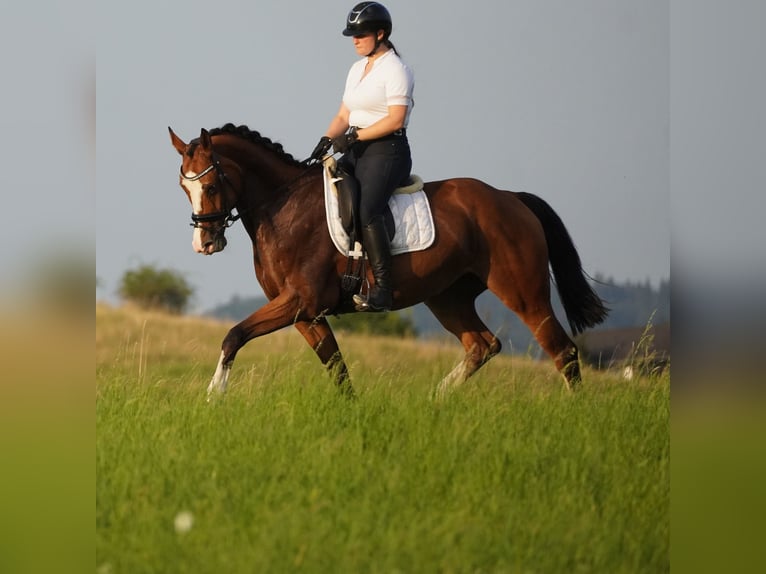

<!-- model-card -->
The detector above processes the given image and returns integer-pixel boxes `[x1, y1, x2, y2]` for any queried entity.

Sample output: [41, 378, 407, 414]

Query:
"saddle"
[322, 157, 433, 294]
[332, 162, 422, 241]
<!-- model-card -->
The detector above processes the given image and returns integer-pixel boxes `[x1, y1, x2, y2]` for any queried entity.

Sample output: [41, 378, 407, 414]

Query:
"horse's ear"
[200, 128, 212, 151]
[168, 127, 187, 155]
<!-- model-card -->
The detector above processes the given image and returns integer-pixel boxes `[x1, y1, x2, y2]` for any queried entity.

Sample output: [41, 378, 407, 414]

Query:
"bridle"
[180, 153, 241, 230]
[180, 148, 320, 239]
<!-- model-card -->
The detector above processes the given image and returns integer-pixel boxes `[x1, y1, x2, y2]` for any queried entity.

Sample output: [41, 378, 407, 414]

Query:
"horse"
[168, 123, 608, 398]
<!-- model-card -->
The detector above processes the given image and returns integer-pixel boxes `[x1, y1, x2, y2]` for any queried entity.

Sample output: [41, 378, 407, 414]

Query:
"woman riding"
[310, 1, 415, 312]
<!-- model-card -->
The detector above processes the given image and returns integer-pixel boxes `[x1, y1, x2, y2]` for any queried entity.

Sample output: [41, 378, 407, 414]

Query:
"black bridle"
[180, 154, 241, 230]
[180, 151, 320, 237]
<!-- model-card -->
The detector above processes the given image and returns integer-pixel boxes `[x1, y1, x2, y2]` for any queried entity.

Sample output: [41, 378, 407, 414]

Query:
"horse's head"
[169, 127, 243, 255]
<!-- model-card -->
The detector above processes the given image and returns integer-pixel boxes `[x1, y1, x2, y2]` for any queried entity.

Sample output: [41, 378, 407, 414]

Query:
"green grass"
[97, 305, 669, 573]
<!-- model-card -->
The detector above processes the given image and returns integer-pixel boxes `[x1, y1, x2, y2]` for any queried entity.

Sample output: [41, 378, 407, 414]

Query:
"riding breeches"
[337, 135, 412, 227]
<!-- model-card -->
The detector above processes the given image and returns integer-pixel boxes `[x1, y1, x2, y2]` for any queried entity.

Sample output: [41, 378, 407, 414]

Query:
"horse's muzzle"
[203, 235, 227, 255]
[193, 226, 228, 255]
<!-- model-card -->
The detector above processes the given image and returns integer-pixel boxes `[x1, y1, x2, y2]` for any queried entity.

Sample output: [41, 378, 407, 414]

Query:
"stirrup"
[352, 290, 391, 312]
[352, 292, 372, 311]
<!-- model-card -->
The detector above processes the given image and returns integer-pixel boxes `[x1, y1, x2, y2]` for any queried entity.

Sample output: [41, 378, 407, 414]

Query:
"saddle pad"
[323, 160, 435, 257]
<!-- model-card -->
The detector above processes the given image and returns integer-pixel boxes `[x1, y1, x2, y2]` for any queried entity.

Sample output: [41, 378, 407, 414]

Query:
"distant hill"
[205, 294, 270, 322]
[204, 275, 669, 355]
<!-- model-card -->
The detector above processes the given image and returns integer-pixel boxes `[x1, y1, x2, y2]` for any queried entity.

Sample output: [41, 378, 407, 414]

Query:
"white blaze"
[183, 172, 206, 252]
[184, 172, 204, 213]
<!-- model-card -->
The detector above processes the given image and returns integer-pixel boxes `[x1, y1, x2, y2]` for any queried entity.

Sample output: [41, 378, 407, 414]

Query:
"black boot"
[353, 216, 393, 312]
[335, 166, 360, 238]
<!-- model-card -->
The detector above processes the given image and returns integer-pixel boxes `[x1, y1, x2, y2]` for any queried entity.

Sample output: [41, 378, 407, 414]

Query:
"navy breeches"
[337, 135, 412, 227]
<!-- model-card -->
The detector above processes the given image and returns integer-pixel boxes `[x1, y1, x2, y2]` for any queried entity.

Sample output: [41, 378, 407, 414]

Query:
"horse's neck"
[222, 141, 303, 197]
[217, 140, 318, 235]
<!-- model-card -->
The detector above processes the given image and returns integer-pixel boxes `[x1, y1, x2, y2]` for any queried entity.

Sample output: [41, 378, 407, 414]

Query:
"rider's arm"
[324, 103, 351, 139]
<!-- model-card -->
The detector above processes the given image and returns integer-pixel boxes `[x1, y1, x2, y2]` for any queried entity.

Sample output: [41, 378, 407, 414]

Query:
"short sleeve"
[385, 61, 414, 107]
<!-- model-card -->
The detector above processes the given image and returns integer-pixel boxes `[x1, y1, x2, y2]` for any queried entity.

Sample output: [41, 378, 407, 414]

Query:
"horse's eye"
[206, 185, 218, 196]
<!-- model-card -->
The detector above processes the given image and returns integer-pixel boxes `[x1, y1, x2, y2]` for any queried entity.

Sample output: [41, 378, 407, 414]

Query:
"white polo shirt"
[342, 49, 414, 129]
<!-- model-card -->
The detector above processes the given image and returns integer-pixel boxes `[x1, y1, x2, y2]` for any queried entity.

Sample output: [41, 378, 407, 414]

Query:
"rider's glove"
[310, 136, 333, 161]
[331, 128, 359, 155]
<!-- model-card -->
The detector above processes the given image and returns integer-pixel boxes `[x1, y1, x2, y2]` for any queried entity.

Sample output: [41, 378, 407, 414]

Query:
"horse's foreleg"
[293, 317, 353, 396]
[206, 350, 232, 397]
[206, 293, 300, 399]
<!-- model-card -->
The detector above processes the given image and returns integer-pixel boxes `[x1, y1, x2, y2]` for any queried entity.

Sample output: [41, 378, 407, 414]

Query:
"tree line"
[115, 264, 668, 341]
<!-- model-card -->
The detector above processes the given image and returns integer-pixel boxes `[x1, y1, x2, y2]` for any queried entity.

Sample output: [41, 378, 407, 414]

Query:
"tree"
[118, 264, 194, 314]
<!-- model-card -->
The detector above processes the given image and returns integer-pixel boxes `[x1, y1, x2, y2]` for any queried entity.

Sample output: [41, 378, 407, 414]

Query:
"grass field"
[97, 304, 669, 573]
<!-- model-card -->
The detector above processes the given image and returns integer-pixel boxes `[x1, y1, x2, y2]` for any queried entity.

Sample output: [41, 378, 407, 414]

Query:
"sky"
[89, 0, 673, 312]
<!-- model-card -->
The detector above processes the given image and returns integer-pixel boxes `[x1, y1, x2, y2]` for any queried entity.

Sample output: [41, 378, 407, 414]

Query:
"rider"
[310, 1, 414, 312]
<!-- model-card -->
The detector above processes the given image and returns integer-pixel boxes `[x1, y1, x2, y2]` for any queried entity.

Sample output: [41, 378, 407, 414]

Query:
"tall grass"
[97, 304, 669, 573]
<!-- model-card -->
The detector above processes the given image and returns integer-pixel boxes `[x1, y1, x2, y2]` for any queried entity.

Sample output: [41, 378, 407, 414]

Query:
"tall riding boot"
[353, 215, 393, 312]
[335, 166, 360, 239]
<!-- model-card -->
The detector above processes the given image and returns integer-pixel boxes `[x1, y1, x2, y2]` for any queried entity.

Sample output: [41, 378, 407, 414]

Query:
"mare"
[168, 123, 608, 397]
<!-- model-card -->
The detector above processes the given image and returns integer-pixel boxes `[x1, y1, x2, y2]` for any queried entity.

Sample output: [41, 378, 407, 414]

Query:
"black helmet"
[342, 2, 392, 37]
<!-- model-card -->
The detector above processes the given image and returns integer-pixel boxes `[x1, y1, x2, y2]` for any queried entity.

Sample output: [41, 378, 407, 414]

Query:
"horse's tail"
[516, 192, 609, 335]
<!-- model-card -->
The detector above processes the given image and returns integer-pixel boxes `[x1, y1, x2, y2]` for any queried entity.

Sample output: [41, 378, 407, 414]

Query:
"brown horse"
[168, 123, 607, 397]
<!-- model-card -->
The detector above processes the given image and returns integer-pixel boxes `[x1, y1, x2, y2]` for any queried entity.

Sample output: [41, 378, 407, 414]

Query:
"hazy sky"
[95, 0, 670, 312]
[0, 2, 93, 303]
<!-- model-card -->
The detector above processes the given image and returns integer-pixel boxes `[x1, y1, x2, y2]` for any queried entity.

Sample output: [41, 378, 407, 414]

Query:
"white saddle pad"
[322, 159, 435, 258]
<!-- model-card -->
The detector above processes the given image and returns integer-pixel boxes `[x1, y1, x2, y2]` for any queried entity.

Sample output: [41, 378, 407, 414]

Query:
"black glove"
[310, 136, 333, 161]
[331, 128, 359, 155]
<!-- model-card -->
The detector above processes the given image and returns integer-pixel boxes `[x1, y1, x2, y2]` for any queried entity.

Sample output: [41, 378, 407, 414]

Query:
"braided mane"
[205, 123, 304, 167]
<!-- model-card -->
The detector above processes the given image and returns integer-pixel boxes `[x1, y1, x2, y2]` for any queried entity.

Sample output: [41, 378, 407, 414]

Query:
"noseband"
[180, 154, 241, 230]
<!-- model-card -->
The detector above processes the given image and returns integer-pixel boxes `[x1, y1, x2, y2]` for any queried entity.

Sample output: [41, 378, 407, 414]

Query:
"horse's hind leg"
[521, 308, 580, 390]
[425, 280, 501, 398]
[293, 317, 353, 396]
[488, 277, 581, 390]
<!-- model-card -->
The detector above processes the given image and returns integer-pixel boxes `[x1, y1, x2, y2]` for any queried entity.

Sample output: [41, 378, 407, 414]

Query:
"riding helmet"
[342, 2, 392, 37]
